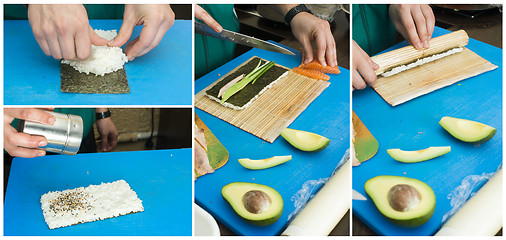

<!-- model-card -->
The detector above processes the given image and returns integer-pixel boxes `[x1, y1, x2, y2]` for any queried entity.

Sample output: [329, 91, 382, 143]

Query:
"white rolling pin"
[435, 168, 502, 236]
[282, 159, 350, 236]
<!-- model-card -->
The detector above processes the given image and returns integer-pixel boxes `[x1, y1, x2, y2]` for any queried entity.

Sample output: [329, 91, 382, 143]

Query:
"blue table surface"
[352, 27, 503, 236]
[4, 20, 192, 105]
[4, 149, 192, 236]
[195, 44, 350, 236]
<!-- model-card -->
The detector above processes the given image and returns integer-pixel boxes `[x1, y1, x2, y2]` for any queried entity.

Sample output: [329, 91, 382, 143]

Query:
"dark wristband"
[96, 110, 111, 120]
[284, 4, 312, 25]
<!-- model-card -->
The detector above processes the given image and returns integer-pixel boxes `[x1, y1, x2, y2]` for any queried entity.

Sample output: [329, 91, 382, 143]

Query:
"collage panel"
[351, 4, 502, 236]
[194, 4, 350, 236]
[3, 3, 194, 237]
[4, 107, 192, 236]
[4, 4, 192, 105]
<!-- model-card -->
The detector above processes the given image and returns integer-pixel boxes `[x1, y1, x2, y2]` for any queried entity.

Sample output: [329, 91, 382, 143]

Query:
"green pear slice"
[238, 155, 292, 170]
[439, 116, 496, 143]
[387, 146, 451, 163]
[280, 128, 330, 152]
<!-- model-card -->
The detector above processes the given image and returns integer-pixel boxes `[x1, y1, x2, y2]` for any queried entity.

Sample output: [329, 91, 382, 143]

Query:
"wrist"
[96, 110, 111, 120]
[284, 4, 312, 25]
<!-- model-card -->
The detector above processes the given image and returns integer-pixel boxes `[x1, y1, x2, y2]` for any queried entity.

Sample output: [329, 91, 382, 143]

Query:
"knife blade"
[195, 21, 295, 55]
[352, 189, 367, 201]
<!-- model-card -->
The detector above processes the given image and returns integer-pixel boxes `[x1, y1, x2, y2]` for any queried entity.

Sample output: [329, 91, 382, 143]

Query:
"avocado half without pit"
[439, 116, 496, 143]
[222, 182, 283, 226]
[365, 175, 436, 227]
[280, 128, 330, 152]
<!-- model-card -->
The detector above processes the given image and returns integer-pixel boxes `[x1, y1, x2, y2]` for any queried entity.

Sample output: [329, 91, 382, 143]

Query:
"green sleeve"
[4, 4, 124, 20]
[352, 4, 397, 56]
[195, 4, 239, 79]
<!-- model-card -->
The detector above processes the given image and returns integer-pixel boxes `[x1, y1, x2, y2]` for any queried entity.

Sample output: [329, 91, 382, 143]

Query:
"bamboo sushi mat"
[372, 48, 497, 106]
[196, 60, 330, 143]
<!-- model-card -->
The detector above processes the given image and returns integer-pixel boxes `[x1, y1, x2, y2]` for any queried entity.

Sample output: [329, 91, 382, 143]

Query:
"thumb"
[109, 19, 136, 47]
[89, 26, 108, 46]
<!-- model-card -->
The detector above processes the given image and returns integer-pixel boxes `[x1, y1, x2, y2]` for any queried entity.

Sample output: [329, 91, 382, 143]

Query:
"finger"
[57, 32, 76, 60]
[109, 18, 136, 47]
[75, 26, 92, 60]
[411, 7, 428, 48]
[124, 22, 159, 60]
[195, 5, 223, 33]
[422, 5, 435, 42]
[35, 37, 51, 56]
[315, 32, 328, 66]
[402, 11, 423, 50]
[101, 134, 109, 152]
[46, 34, 62, 59]
[108, 133, 118, 151]
[89, 26, 108, 46]
[325, 34, 337, 67]
[5, 127, 48, 149]
[352, 69, 367, 90]
[357, 62, 377, 85]
[4, 145, 46, 158]
[135, 20, 170, 58]
[6, 108, 55, 125]
[299, 37, 314, 64]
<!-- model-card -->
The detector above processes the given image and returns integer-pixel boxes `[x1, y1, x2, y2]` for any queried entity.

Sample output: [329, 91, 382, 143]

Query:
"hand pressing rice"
[40, 180, 143, 229]
[61, 30, 128, 76]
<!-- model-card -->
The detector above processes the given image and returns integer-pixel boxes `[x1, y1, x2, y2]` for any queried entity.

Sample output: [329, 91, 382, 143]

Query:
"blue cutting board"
[352, 27, 502, 236]
[195, 44, 350, 236]
[4, 149, 192, 236]
[4, 20, 191, 105]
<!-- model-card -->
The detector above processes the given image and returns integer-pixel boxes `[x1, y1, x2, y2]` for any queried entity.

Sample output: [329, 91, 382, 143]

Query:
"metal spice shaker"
[17, 111, 83, 155]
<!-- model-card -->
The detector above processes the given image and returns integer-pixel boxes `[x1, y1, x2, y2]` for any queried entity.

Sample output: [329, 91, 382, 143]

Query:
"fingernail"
[415, 42, 422, 50]
[48, 117, 56, 125]
[39, 140, 47, 147]
[37, 151, 46, 157]
[304, 58, 309, 64]
[217, 26, 223, 32]
[108, 39, 114, 46]
[423, 40, 429, 48]
[373, 63, 379, 69]
[128, 56, 135, 61]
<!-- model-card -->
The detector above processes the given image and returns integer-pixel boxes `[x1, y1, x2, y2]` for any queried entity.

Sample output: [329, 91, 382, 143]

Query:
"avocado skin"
[385, 205, 436, 228]
[221, 182, 283, 226]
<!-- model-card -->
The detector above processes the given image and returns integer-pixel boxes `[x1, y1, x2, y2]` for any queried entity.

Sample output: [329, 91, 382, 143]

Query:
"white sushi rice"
[381, 47, 464, 77]
[40, 180, 144, 229]
[61, 29, 128, 76]
[206, 71, 289, 110]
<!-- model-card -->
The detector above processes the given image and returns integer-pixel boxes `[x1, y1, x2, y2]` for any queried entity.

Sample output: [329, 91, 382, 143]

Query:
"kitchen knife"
[195, 21, 295, 55]
[352, 189, 367, 201]
[352, 111, 379, 165]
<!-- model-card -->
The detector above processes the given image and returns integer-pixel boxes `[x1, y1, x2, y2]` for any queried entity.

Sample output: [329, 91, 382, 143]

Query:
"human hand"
[352, 41, 378, 89]
[195, 5, 223, 33]
[4, 108, 56, 158]
[108, 4, 175, 61]
[95, 110, 118, 152]
[389, 4, 435, 50]
[27, 4, 108, 60]
[290, 12, 337, 67]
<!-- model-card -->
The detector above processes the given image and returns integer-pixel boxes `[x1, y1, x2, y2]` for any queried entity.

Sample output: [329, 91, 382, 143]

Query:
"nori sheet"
[60, 63, 130, 94]
[206, 57, 288, 108]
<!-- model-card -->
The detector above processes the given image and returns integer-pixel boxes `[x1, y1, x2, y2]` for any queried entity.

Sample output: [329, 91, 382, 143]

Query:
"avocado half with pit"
[387, 146, 451, 163]
[222, 182, 283, 226]
[365, 175, 435, 228]
[238, 155, 292, 170]
[280, 128, 330, 152]
[439, 116, 496, 143]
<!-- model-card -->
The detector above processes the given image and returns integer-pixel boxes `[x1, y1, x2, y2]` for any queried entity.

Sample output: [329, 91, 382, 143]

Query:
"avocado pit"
[242, 190, 271, 214]
[388, 184, 421, 212]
